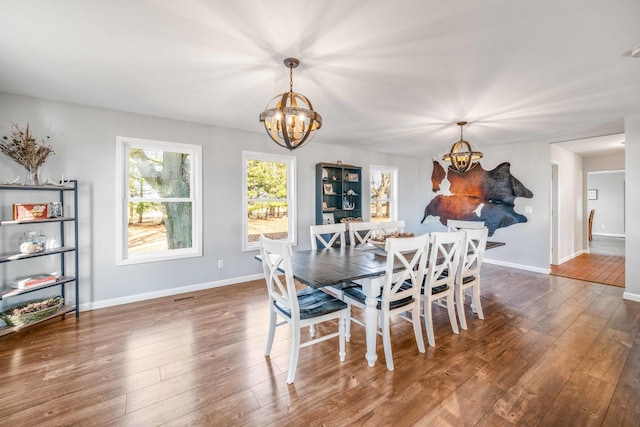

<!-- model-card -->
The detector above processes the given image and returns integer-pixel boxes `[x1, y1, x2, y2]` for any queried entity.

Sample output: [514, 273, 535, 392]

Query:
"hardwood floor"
[1, 264, 640, 426]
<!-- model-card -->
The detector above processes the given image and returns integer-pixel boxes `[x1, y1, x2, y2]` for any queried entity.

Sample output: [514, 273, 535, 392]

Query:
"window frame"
[115, 136, 202, 265]
[370, 164, 398, 222]
[242, 151, 297, 251]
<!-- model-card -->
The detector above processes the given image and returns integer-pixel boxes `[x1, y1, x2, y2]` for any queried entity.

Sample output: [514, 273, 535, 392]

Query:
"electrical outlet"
[218, 259, 223, 268]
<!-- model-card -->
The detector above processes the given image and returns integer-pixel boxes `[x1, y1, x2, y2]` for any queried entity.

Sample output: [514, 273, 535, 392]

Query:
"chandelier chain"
[289, 65, 293, 93]
[458, 121, 466, 140]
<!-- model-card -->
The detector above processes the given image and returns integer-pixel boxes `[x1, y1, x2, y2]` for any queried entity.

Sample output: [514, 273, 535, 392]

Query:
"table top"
[290, 246, 387, 288]
[286, 240, 505, 289]
[255, 241, 504, 289]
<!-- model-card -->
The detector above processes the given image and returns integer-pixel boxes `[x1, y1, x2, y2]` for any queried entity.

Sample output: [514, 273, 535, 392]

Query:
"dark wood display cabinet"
[315, 163, 362, 226]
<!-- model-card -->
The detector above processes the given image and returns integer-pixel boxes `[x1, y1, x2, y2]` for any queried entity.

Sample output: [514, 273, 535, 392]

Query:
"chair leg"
[472, 284, 484, 320]
[339, 313, 346, 362]
[446, 294, 459, 334]
[424, 297, 435, 347]
[265, 308, 277, 356]
[381, 313, 394, 371]
[455, 285, 468, 330]
[287, 326, 301, 384]
[412, 305, 425, 353]
[345, 304, 351, 342]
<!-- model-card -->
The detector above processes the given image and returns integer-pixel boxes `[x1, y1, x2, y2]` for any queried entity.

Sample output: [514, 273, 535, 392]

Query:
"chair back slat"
[379, 220, 405, 235]
[310, 223, 346, 249]
[259, 235, 299, 316]
[381, 234, 429, 306]
[348, 221, 379, 245]
[446, 219, 484, 231]
[457, 227, 488, 281]
[425, 231, 464, 291]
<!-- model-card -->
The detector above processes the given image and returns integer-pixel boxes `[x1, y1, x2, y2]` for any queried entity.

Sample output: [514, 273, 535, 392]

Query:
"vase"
[19, 231, 47, 254]
[25, 166, 40, 186]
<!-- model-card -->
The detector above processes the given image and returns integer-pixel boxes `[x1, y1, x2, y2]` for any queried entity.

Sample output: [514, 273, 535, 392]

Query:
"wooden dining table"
[288, 245, 389, 367]
[256, 245, 390, 366]
[277, 240, 505, 367]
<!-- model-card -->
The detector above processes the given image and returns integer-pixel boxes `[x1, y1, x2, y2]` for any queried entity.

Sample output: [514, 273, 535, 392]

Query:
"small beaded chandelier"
[442, 121, 483, 173]
[259, 58, 322, 150]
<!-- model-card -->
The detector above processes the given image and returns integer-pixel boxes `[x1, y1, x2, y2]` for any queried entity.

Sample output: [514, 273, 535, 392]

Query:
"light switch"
[524, 206, 534, 214]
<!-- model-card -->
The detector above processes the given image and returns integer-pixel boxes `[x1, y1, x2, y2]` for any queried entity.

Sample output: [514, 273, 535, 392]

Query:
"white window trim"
[370, 164, 398, 221]
[242, 150, 297, 251]
[115, 136, 203, 265]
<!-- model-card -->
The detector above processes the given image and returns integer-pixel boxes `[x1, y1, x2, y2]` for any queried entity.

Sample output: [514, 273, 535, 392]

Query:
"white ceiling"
[552, 133, 626, 157]
[1, 0, 639, 157]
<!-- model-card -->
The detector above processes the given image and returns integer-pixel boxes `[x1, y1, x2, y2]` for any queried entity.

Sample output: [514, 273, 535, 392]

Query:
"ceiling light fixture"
[442, 121, 483, 173]
[259, 58, 322, 150]
[631, 46, 640, 58]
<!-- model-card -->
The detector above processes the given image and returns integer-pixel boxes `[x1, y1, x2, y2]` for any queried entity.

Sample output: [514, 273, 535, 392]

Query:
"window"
[115, 137, 202, 264]
[243, 151, 296, 251]
[370, 165, 398, 222]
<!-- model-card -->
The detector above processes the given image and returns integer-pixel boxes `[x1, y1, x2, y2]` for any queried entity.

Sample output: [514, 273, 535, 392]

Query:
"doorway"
[549, 134, 625, 288]
[550, 169, 625, 287]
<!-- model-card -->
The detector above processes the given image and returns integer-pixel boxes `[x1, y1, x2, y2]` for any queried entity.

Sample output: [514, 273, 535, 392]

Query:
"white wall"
[550, 144, 585, 262]
[587, 171, 625, 236]
[624, 114, 640, 301]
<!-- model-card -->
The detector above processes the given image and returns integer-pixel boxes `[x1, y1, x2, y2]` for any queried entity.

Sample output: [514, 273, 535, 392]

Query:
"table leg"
[361, 277, 381, 367]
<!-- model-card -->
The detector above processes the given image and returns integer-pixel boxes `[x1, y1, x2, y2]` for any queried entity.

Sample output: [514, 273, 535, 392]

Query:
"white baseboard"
[623, 291, 640, 302]
[559, 250, 587, 264]
[483, 258, 550, 275]
[79, 273, 264, 312]
[592, 232, 625, 238]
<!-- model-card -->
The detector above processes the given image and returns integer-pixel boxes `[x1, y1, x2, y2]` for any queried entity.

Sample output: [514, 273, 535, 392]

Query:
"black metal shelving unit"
[0, 180, 78, 336]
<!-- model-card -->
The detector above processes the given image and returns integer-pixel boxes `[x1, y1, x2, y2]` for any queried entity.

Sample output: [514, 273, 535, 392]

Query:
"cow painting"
[421, 160, 533, 236]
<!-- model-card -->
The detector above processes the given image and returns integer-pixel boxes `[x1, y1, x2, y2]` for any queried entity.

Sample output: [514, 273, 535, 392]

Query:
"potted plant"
[0, 122, 54, 185]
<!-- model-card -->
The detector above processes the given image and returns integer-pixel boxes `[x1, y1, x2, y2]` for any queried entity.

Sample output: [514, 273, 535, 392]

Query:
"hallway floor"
[550, 236, 625, 288]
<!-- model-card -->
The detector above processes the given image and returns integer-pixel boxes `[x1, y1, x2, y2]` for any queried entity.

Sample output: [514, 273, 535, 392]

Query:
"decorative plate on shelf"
[322, 168, 328, 180]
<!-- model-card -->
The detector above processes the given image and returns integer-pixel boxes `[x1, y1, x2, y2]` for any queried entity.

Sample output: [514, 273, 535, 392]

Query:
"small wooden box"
[13, 203, 49, 220]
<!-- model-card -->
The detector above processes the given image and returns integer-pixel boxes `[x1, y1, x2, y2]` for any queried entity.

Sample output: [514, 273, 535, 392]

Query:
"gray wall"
[625, 113, 640, 300]
[0, 93, 429, 308]
[418, 141, 552, 273]
[584, 152, 625, 172]
[2, 92, 638, 307]
[587, 171, 625, 236]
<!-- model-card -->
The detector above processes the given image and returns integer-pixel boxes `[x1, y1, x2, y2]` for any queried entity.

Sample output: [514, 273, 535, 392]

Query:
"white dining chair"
[348, 221, 379, 246]
[446, 219, 485, 231]
[379, 220, 405, 235]
[259, 235, 347, 384]
[343, 233, 429, 371]
[310, 223, 346, 249]
[309, 223, 355, 318]
[422, 230, 463, 347]
[455, 227, 489, 330]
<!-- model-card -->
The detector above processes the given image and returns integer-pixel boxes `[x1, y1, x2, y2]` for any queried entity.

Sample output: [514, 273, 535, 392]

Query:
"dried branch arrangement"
[1, 122, 54, 184]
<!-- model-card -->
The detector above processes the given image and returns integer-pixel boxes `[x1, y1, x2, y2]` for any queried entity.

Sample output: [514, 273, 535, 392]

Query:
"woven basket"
[1, 296, 64, 326]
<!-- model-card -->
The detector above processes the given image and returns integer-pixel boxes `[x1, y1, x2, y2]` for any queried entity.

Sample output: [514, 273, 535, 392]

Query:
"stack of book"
[11, 273, 59, 290]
